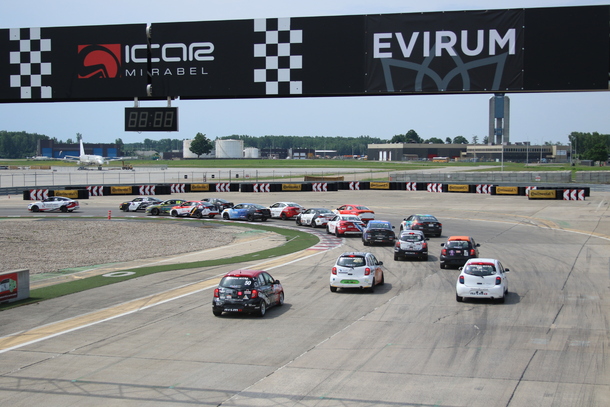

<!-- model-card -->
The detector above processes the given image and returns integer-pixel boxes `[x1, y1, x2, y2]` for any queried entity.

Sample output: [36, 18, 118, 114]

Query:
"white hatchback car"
[330, 252, 385, 293]
[456, 258, 509, 303]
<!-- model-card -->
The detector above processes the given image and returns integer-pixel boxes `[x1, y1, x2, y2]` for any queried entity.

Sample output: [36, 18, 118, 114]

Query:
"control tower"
[489, 94, 510, 145]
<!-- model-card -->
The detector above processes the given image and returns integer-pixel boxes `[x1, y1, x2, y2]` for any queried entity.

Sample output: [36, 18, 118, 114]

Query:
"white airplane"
[63, 139, 129, 170]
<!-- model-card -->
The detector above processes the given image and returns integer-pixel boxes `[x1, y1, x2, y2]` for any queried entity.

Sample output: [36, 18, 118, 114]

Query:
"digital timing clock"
[124, 107, 179, 132]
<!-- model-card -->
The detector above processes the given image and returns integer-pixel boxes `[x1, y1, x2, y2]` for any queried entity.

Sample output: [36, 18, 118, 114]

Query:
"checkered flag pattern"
[9, 27, 52, 99]
[253, 18, 302, 95]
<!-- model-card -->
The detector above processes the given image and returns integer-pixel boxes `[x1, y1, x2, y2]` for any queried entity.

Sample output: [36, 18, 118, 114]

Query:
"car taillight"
[214, 288, 220, 297]
[395, 241, 400, 247]
[470, 249, 476, 256]
[496, 277, 502, 285]
[441, 248, 447, 255]
[422, 242, 427, 249]
[332, 267, 337, 275]
[364, 267, 371, 276]
[459, 276, 464, 284]
[251, 289, 259, 298]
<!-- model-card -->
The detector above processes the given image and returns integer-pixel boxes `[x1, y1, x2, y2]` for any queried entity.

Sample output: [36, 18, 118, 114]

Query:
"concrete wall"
[575, 171, 610, 184]
[390, 171, 572, 183]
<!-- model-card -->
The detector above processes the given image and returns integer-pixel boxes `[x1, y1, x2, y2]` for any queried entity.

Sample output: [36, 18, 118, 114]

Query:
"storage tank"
[244, 147, 260, 159]
[183, 139, 198, 159]
[215, 139, 244, 158]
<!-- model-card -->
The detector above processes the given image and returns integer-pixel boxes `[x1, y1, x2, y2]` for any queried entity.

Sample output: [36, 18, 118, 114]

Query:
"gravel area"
[0, 219, 236, 275]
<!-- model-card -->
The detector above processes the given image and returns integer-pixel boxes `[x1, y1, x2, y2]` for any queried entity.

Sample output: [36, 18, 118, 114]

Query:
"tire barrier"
[349, 181, 360, 190]
[312, 182, 328, 192]
[253, 183, 271, 192]
[87, 186, 104, 196]
[563, 189, 586, 201]
[26, 189, 49, 200]
[405, 182, 418, 191]
[427, 183, 443, 193]
[171, 183, 186, 193]
[476, 184, 493, 194]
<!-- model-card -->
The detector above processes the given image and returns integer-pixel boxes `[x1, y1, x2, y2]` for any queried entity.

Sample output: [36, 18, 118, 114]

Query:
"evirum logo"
[77, 44, 121, 78]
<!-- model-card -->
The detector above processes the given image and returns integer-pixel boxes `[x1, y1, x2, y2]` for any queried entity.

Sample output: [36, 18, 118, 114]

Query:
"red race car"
[334, 204, 375, 223]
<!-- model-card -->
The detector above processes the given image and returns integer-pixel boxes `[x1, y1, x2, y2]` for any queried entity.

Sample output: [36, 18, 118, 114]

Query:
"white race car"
[28, 196, 79, 213]
[456, 258, 510, 303]
[119, 196, 162, 212]
[295, 207, 335, 228]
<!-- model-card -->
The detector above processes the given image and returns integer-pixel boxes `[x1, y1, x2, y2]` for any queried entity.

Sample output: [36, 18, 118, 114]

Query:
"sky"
[0, 0, 608, 146]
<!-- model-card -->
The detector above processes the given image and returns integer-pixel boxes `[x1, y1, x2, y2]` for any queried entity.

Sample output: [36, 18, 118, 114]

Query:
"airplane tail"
[79, 139, 85, 156]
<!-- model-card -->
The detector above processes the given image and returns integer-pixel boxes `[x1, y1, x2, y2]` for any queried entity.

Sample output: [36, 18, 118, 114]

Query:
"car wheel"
[261, 217, 268, 222]
[170, 210, 178, 217]
[326, 226, 331, 235]
[258, 301, 267, 317]
[394, 254, 400, 261]
[368, 280, 375, 293]
[456, 293, 463, 302]
[311, 218, 318, 228]
[151, 208, 160, 216]
[247, 214, 255, 222]
[31, 205, 40, 212]
[213, 309, 222, 317]
[335, 229, 341, 238]
[330, 286, 337, 292]
[379, 272, 385, 285]
[223, 212, 230, 220]
[363, 240, 369, 246]
[440, 263, 446, 269]
[60, 206, 68, 213]
[296, 218, 302, 226]
[280, 213, 287, 220]
[277, 292, 285, 306]
[497, 295, 506, 304]
[208, 215, 215, 219]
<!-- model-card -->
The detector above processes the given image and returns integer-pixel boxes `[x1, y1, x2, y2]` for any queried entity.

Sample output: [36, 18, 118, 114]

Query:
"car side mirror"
[274, 280, 281, 284]
[378, 261, 384, 266]
[392, 225, 395, 229]
[504, 269, 509, 273]
[476, 243, 480, 247]
[440, 243, 445, 246]
[458, 267, 463, 271]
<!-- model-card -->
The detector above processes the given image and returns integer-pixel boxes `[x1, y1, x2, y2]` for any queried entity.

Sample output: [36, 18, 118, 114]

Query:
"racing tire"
[151, 208, 160, 216]
[60, 206, 68, 213]
[68, 210, 74, 212]
[213, 309, 223, 317]
[296, 218, 302, 226]
[223, 212, 230, 220]
[368, 280, 375, 293]
[326, 226, 331, 235]
[280, 213, 287, 221]
[440, 263, 446, 269]
[456, 293, 463, 302]
[335, 230, 341, 238]
[394, 254, 400, 261]
[261, 217, 268, 222]
[363, 240, 369, 246]
[330, 286, 337, 292]
[247, 214, 255, 222]
[196, 211, 203, 219]
[277, 292, 285, 306]
[170, 211, 178, 217]
[258, 301, 267, 317]
[30, 205, 40, 212]
[497, 296, 505, 304]
[209, 215, 215, 219]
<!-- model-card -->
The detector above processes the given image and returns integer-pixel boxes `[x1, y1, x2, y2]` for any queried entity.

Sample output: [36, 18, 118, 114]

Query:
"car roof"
[223, 269, 265, 278]
[369, 220, 391, 225]
[447, 236, 471, 241]
[338, 252, 370, 257]
[400, 230, 425, 235]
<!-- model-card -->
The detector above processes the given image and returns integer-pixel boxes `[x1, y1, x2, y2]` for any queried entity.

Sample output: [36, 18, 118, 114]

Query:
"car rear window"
[369, 222, 390, 229]
[219, 276, 255, 289]
[420, 216, 438, 221]
[447, 241, 469, 249]
[400, 234, 424, 242]
[464, 264, 496, 276]
[337, 256, 366, 267]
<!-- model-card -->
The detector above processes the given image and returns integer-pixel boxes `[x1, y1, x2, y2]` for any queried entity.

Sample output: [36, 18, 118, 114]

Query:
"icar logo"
[77, 44, 121, 78]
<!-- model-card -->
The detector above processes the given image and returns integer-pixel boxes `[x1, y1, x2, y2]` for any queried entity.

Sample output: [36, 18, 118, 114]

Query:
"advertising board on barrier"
[52, 190, 79, 199]
[0, 272, 18, 302]
[495, 186, 519, 195]
[282, 184, 302, 191]
[448, 184, 470, 192]
[190, 184, 211, 192]
[370, 182, 390, 189]
[529, 189, 557, 199]
[110, 186, 133, 195]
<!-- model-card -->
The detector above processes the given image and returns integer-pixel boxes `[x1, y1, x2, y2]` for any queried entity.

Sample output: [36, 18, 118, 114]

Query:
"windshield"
[464, 264, 496, 276]
[337, 256, 366, 267]
[219, 276, 255, 289]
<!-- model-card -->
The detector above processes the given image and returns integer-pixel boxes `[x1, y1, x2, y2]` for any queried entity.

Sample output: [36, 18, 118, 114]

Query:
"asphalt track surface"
[1, 187, 609, 406]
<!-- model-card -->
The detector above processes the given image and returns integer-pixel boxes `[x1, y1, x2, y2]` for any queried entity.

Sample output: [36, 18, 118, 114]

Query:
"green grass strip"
[1, 221, 319, 310]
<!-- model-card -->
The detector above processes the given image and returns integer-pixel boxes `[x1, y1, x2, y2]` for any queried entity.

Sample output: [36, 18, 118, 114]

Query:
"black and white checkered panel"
[9, 27, 52, 99]
[253, 18, 302, 95]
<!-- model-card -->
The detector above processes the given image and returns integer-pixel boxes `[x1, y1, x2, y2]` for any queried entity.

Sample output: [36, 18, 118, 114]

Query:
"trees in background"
[569, 132, 610, 164]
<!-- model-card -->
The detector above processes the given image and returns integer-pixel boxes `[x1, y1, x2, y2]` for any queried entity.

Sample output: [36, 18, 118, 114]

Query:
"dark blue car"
[221, 203, 271, 222]
[362, 220, 396, 245]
